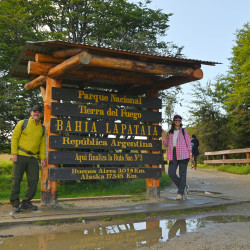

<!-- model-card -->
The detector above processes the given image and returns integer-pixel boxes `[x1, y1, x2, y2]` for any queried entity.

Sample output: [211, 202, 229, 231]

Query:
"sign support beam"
[146, 89, 161, 198]
[41, 77, 62, 205]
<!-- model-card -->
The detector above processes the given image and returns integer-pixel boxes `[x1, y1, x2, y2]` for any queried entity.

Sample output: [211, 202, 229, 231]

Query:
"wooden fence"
[204, 148, 250, 164]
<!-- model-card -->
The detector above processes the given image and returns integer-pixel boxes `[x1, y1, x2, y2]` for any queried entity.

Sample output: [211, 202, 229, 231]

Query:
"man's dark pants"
[10, 155, 39, 207]
[168, 148, 189, 195]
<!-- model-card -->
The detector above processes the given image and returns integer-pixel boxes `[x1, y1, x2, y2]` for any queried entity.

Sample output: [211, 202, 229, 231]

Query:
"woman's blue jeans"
[168, 148, 189, 195]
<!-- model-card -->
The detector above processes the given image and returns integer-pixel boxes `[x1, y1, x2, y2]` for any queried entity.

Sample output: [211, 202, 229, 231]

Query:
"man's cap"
[30, 105, 43, 112]
[173, 114, 182, 121]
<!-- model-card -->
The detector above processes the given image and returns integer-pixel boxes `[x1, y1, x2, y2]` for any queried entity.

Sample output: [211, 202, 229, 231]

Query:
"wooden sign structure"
[48, 87, 162, 180]
[11, 41, 216, 205]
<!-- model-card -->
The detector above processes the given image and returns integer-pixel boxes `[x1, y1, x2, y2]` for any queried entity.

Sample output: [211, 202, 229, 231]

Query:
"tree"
[188, 82, 230, 158]
[0, 0, 183, 150]
[0, 0, 47, 150]
[215, 23, 250, 148]
[159, 86, 183, 129]
[45, 0, 183, 56]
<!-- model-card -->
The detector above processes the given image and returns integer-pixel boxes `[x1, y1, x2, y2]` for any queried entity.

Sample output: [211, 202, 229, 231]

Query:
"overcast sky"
[133, 0, 250, 126]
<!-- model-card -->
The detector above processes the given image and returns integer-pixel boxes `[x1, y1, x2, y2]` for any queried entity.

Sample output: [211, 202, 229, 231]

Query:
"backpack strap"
[41, 125, 45, 137]
[21, 119, 45, 136]
[182, 128, 188, 148]
[21, 119, 28, 131]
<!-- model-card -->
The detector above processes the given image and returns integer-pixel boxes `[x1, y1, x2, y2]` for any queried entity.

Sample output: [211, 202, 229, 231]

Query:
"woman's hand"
[161, 129, 165, 138]
[189, 155, 193, 162]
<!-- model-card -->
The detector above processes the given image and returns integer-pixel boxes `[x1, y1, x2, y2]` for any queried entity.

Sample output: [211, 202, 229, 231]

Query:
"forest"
[0, 0, 249, 159]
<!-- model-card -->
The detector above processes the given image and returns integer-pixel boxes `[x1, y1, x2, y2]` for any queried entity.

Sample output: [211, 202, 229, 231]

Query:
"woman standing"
[191, 134, 199, 170]
[162, 115, 192, 200]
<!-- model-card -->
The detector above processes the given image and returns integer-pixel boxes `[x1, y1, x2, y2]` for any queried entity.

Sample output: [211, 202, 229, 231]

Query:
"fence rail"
[204, 148, 250, 164]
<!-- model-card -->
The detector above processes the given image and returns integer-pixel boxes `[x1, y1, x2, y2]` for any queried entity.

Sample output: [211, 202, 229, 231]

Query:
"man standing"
[10, 105, 46, 212]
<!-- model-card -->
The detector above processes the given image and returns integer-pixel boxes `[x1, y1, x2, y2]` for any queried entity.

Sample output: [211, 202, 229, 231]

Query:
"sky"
[134, 0, 250, 127]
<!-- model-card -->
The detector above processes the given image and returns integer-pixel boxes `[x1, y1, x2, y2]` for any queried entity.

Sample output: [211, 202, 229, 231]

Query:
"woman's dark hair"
[192, 134, 196, 138]
[169, 122, 183, 134]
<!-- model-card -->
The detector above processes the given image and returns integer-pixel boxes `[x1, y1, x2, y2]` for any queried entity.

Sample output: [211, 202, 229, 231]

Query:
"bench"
[204, 148, 250, 164]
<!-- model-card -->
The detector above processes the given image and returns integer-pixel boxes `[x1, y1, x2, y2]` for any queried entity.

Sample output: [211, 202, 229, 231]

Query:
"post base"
[41, 191, 58, 206]
[146, 187, 160, 198]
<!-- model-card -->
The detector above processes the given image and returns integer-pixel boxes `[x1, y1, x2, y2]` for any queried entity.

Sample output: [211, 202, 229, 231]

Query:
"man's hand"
[11, 155, 18, 162]
[41, 159, 46, 168]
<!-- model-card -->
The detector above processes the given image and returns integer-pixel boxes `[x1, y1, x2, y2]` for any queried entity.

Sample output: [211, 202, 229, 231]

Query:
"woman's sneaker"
[184, 185, 189, 199]
[176, 194, 183, 200]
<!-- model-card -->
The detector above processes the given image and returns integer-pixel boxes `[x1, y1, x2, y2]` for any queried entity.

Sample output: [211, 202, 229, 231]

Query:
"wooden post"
[247, 152, 250, 165]
[41, 77, 62, 205]
[223, 154, 227, 165]
[146, 89, 160, 198]
[207, 155, 210, 162]
[146, 220, 160, 245]
[24, 75, 46, 90]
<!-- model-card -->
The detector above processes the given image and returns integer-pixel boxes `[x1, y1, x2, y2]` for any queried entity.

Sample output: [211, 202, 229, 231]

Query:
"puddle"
[192, 190, 222, 195]
[1, 215, 250, 249]
[167, 189, 222, 195]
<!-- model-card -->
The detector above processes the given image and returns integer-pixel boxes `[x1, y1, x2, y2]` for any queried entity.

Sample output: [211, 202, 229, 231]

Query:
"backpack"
[22, 119, 45, 137]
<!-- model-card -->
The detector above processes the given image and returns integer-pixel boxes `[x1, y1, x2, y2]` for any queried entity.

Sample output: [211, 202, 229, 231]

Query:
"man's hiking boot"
[20, 201, 38, 211]
[12, 206, 20, 213]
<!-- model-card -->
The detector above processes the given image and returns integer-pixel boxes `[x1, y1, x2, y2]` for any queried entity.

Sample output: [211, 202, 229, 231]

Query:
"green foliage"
[0, 77, 43, 149]
[159, 86, 183, 128]
[188, 81, 230, 160]
[0, 158, 171, 200]
[0, 158, 13, 175]
[160, 173, 172, 188]
[43, 0, 183, 56]
[0, 158, 38, 200]
[215, 23, 250, 148]
[188, 23, 250, 153]
[0, 0, 47, 148]
[0, 0, 183, 146]
[217, 165, 250, 175]
[57, 173, 171, 198]
[198, 164, 250, 175]
[0, 0, 48, 73]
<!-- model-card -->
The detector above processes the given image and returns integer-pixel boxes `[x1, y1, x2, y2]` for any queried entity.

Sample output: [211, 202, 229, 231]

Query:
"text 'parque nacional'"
[51, 87, 162, 109]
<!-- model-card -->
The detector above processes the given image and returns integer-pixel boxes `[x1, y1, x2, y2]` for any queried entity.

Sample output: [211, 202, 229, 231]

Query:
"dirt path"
[149, 202, 250, 250]
[186, 167, 250, 200]
[1, 167, 250, 249]
[153, 167, 250, 249]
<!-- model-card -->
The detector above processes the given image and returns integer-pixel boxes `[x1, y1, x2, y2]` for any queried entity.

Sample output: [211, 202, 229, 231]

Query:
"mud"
[1, 167, 250, 249]
[1, 202, 250, 249]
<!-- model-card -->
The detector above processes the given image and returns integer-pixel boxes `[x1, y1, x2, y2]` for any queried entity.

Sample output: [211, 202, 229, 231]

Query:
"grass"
[0, 157, 172, 201]
[198, 163, 250, 175]
[56, 173, 171, 198]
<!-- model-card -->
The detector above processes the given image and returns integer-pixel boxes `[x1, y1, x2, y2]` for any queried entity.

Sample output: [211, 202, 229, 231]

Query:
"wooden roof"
[11, 40, 219, 95]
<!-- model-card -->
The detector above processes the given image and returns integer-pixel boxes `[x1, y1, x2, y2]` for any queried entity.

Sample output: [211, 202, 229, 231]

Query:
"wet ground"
[1, 168, 250, 249]
[1, 202, 250, 249]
